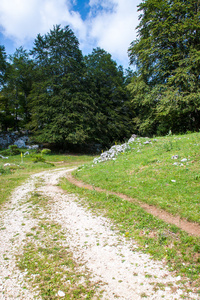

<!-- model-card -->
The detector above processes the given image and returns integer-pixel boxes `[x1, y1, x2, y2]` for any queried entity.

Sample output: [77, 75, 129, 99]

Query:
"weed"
[140, 292, 148, 298]
[41, 149, 51, 155]
[163, 141, 173, 152]
[32, 155, 46, 163]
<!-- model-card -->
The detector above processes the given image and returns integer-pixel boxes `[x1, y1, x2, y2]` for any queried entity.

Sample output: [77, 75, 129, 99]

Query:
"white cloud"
[0, 0, 140, 67]
[0, 0, 86, 46]
[86, 0, 140, 67]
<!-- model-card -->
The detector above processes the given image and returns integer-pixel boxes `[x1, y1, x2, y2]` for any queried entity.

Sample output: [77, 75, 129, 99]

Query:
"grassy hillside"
[74, 132, 200, 224]
[59, 132, 200, 291]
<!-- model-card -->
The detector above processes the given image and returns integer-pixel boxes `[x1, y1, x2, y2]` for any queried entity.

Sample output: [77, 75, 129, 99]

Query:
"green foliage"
[32, 154, 46, 163]
[0, 47, 34, 131]
[0, 46, 7, 85]
[128, 0, 200, 136]
[9, 145, 21, 155]
[29, 25, 89, 146]
[41, 148, 51, 155]
[84, 48, 134, 145]
[1, 145, 21, 156]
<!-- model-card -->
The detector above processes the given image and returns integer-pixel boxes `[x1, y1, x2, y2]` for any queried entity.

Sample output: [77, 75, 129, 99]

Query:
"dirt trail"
[0, 167, 199, 299]
[66, 173, 200, 237]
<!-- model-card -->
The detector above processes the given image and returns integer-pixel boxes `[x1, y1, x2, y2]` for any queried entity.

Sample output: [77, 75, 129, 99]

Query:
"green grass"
[74, 132, 200, 223]
[60, 179, 200, 294]
[0, 149, 94, 206]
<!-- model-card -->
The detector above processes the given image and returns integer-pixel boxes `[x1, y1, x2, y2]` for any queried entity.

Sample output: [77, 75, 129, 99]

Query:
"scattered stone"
[171, 155, 179, 159]
[144, 140, 151, 145]
[128, 134, 137, 144]
[93, 134, 138, 164]
[181, 158, 187, 162]
[0, 155, 8, 159]
[3, 163, 11, 167]
[27, 145, 39, 150]
[171, 180, 176, 183]
[57, 290, 65, 297]
[93, 143, 131, 164]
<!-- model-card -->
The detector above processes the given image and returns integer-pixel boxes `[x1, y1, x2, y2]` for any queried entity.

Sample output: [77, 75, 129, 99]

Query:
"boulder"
[14, 139, 26, 148]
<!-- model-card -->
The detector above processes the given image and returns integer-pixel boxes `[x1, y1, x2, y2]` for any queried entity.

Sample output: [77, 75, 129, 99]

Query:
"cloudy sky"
[0, 0, 141, 68]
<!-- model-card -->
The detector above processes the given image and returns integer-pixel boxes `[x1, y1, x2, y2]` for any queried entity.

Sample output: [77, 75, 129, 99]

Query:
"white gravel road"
[0, 168, 199, 299]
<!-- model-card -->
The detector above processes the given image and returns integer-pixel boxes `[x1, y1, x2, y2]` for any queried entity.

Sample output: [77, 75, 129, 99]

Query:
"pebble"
[171, 155, 179, 159]
[57, 290, 65, 297]
[181, 158, 187, 162]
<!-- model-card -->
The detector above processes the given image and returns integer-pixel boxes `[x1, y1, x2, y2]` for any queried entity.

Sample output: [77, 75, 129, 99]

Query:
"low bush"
[41, 148, 51, 155]
[32, 155, 46, 163]
[0, 145, 21, 156]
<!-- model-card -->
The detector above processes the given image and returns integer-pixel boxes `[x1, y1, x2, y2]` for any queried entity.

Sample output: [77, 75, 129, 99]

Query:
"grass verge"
[60, 178, 200, 296]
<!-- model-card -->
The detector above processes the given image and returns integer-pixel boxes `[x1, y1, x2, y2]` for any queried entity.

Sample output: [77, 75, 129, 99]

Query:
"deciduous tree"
[128, 0, 200, 135]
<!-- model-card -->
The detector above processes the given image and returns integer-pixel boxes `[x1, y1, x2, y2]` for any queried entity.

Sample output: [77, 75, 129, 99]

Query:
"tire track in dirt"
[66, 172, 200, 237]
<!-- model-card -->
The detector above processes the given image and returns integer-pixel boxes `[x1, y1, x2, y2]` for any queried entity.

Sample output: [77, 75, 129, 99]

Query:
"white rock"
[58, 290, 65, 297]
[14, 139, 26, 148]
[0, 155, 8, 159]
[171, 180, 176, 183]
[181, 158, 187, 162]
[27, 145, 39, 150]
[4, 163, 11, 167]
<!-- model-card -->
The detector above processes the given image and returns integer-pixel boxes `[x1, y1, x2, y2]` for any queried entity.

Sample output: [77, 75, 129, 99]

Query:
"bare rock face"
[0, 132, 30, 149]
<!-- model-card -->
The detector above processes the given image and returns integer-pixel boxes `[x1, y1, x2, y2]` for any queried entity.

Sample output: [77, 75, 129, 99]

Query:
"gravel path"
[0, 168, 199, 299]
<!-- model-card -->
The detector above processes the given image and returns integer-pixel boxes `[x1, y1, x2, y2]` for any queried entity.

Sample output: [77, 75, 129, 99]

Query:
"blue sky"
[0, 0, 141, 69]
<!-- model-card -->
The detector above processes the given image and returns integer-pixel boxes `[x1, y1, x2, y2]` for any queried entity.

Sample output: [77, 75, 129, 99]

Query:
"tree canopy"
[128, 0, 200, 135]
[84, 48, 134, 145]
[1, 0, 200, 148]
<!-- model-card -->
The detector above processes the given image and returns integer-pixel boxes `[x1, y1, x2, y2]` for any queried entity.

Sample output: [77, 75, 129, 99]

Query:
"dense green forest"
[0, 0, 199, 149]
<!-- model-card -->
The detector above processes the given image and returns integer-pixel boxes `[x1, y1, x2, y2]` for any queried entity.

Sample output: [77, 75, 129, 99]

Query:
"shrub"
[41, 148, 51, 155]
[9, 145, 21, 155]
[32, 155, 46, 163]
[1, 145, 21, 156]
